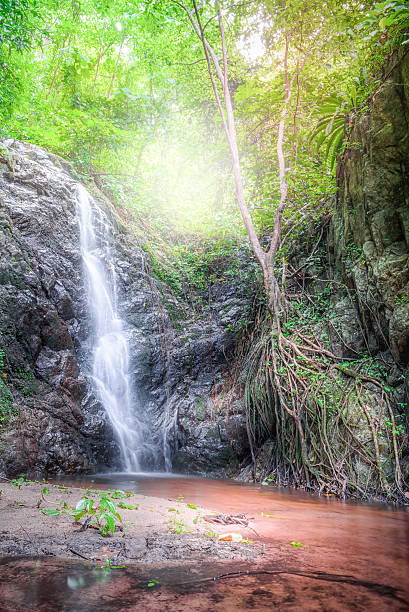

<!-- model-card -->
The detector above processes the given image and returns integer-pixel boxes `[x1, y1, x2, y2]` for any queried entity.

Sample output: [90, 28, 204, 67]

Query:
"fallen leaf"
[218, 532, 242, 543]
[290, 541, 306, 548]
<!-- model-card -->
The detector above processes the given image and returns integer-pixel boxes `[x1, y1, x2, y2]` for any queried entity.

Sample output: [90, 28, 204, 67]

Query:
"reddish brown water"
[1, 473, 408, 610]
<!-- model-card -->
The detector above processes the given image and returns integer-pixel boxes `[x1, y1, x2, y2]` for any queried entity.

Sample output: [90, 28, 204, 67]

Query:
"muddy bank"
[0, 481, 260, 564]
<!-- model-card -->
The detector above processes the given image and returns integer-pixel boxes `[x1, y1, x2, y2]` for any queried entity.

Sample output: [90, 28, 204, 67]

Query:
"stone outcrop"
[332, 48, 409, 365]
[327, 49, 409, 489]
[0, 140, 249, 478]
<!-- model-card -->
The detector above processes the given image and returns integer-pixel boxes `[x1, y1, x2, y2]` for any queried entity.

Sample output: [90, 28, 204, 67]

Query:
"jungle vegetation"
[1, 0, 408, 499]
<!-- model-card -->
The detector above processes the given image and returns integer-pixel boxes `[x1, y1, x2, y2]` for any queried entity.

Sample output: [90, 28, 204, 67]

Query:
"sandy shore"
[0, 480, 261, 565]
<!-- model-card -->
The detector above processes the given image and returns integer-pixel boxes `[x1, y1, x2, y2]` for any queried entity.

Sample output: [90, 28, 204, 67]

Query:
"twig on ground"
[69, 548, 89, 560]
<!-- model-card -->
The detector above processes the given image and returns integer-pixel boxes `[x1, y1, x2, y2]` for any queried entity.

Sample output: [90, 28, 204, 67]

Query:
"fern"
[308, 95, 355, 171]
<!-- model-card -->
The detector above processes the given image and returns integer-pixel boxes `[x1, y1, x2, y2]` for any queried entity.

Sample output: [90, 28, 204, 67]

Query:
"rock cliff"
[0, 140, 249, 477]
[332, 48, 409, 367]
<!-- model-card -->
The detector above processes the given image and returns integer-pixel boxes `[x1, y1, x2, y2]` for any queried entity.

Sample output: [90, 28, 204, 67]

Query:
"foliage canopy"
[1, 0, 405, 245]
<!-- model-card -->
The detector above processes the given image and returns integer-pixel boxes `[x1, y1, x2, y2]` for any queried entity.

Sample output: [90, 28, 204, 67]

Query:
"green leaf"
[100, 497, 116, 513]
[112, 511, 122, 522]
[325, 124, 345, 161]
[118, 502, 136, 510]
[330, 130, 345, 170]
[75, 497, 89, 512]
[99, 511, 116, 534]
[43, 509, 60, 516]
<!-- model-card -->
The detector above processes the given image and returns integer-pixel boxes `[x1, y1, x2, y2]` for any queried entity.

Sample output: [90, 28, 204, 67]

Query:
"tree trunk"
[107, 39, 124, 99]
[91, 43, 104, 94]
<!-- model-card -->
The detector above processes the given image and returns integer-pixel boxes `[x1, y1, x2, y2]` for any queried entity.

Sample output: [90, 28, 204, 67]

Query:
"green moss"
[0, 348, 17, 427]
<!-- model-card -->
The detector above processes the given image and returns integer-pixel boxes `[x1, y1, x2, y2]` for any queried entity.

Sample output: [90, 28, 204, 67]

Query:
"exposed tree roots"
[233, 293, 407, 502]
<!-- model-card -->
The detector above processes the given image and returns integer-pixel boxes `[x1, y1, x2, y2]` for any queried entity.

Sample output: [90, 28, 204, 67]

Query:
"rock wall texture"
[327, 49, 409, 489]
[332, 48, 409, 366]
[0, 140, 249, 478]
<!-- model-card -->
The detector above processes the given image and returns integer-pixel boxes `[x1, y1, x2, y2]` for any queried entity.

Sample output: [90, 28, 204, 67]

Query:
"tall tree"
[171, 0, 305, 318]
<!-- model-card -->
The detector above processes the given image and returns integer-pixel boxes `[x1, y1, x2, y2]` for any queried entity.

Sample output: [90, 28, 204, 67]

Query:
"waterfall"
[76, 184, 154, 472]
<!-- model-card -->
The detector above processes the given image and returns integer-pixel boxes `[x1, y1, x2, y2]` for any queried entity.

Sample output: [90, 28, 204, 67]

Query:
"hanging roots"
[235, 300, 407, 502]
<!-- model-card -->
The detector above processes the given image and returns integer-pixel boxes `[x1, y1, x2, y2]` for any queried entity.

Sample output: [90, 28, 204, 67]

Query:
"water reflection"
[57, 473, 409, 595]
[67, 575, 86, 590]
[1, 555, 408, 611]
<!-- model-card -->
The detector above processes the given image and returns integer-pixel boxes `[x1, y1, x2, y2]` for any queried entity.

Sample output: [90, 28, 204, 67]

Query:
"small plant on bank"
[168, 507, 190, 534]
[11, 476, 34, 488]
[117, 500, 139, 510]
[99, 489, 134, 500]
[261, 473, 275, 486]
[94, 558, 126, 570]
[74, 494, 123, 536]
[166, 497, 202, 534]
[38, 486, 66, 515]
[38, 486, 128, 536]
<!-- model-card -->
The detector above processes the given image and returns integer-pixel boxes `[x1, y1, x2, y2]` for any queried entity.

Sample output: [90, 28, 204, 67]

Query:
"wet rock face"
[115, 239, 251, 477]
[0, 140, 109, 476]
[332, 49, 409, 365]
[0, 140, 249, 478]
[235, 51, 409, 490]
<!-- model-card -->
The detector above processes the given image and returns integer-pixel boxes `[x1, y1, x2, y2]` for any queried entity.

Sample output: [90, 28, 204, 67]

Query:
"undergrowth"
[92, 174, 258, 314]
[147, 237, 240, 304]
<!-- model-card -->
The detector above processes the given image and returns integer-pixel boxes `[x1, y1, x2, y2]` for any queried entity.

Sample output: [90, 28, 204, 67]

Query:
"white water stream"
[77, 184, 154, 472]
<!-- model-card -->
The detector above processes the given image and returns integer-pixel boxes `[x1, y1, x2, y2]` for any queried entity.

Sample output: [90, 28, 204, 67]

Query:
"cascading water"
[76, 183, 155, 472]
